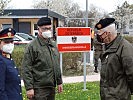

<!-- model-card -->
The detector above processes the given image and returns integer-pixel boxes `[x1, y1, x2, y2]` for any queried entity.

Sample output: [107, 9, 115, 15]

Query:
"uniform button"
[14, 66, 17, 68]
[19, 84, 21, 85]
[20, 93, 22, 95]
[18, 75, 20, 77]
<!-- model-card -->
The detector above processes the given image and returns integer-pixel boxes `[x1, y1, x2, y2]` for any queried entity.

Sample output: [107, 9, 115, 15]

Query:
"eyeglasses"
[40, 27, 52, 31]
[97, 31, 106, 36]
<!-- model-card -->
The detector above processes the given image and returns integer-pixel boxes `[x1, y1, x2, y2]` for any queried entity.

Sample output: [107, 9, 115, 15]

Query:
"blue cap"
[0, 28, 16, 40]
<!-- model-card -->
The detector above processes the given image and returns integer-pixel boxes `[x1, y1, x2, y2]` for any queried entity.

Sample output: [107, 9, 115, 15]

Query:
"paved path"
[21, 73, 100, 86]
[63, 73, 100, 83]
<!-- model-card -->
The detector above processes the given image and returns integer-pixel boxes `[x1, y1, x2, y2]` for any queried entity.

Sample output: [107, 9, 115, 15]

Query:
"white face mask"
[2, 43, 14, 54]
[42, 31, 52, 38]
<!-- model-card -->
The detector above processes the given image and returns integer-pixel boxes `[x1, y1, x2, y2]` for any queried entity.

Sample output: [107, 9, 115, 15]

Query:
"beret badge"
[7, 32, 12, 38]
[7, 28, 12, 37]
[97, 24, 102, 29]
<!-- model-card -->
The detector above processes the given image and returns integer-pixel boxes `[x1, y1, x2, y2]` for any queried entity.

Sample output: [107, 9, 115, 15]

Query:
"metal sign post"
[60, 53, 63, 74]
[57, 27, 91, 91]
[83, 0, 89, 91]
[83, 52, 87, 90]
[57, 0, 90, 91]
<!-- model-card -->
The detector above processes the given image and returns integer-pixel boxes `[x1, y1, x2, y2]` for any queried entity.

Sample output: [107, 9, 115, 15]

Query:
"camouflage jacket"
[100, 35, 133, 100]
[22, 36, 62, 90]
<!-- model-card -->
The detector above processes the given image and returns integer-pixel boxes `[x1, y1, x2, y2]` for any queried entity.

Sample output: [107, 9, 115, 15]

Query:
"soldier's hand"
[57, 84, 63, 93]
[27, 89, 34, 99]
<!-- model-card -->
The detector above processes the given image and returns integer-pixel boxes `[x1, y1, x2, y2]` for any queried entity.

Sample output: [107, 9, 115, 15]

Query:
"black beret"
[95, 18, 115, 30]
[37, 17, 51, 26]
[0, 28, 16, 40]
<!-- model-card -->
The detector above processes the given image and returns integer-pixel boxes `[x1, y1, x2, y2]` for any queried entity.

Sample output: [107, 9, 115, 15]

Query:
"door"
[19, 22, 31, 34]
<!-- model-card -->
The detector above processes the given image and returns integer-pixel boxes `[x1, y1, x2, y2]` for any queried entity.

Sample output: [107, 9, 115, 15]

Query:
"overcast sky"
[8, 0, 133, 13]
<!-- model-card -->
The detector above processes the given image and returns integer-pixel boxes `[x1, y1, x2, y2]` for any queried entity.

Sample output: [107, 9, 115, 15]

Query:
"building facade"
[0, 9, 65, 36]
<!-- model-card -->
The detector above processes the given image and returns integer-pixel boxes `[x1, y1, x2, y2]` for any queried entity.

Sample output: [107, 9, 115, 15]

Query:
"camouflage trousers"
[94, 50, 102, 68]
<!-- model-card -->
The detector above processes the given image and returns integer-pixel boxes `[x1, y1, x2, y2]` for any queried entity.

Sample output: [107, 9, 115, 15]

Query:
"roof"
[0, 9, 65, 19]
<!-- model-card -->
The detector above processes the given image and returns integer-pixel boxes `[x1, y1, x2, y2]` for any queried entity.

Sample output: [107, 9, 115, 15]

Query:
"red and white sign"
[57, 27, 91, 52]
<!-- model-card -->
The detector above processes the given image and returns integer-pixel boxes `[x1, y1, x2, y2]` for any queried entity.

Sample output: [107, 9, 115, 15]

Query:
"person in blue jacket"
[0, 28, 23, 100]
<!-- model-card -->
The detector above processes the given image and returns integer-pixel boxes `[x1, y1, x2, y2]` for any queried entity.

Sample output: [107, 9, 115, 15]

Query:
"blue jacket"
[0, 53, 23, 100]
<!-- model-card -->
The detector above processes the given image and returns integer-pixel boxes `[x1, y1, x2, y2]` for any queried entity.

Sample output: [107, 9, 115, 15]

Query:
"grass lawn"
[22, 82, 100, 100]
[56, 82, 100, 100]
[22, 81, 133, 100]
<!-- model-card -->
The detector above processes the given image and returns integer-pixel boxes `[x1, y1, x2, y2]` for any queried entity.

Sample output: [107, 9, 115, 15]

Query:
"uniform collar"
[0, 50, 11, 59]
[37, 35, 54, 47]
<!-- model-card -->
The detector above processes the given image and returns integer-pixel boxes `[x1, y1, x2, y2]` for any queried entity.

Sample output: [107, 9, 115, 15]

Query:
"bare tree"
[33, 0, 108, 27]
[67, 3, 81, 18]
[33, 0, 72, 16]
[112, 1, 131, 33]
[66, 3, 84, 27]
[81, 4, 108, 27]
[67, 4, 108, 27]
[0, 0, 11, 14]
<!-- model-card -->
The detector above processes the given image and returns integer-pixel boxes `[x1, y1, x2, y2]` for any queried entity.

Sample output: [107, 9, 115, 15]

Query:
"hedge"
[12, 35, 133, 76]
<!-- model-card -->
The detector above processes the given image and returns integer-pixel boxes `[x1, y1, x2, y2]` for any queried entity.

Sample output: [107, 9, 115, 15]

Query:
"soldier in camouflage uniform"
[95, 18, 133, 100]
[22, 17, 63, 100]
[93, 34, 103, 73]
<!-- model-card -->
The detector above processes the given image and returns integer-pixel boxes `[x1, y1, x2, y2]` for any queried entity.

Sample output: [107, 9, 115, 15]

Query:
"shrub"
[62, 52, 83, 76]
[12, 45, 26, 67]
[123, 35, 133, 43]
[12, 45, 27, 77]
[12, 45, 83, 76]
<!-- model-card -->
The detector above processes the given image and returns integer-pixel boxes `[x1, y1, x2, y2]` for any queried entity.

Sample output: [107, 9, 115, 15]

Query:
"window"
[34, 24, 38, 30]
[2, 24, 12, 29]
[33, 24, 38, 36]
